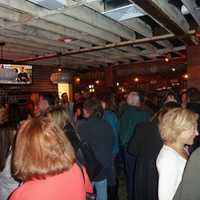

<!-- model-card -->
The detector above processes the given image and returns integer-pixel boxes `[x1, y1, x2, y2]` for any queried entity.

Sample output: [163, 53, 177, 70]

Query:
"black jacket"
[78, 118, 113, 182]
[128, 121, 163, 200]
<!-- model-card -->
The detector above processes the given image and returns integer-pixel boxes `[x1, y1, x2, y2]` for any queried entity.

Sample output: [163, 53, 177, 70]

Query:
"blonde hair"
[159, 108, 198, 144]
[12, 117, 75, 181]
[48, 106, 71, 129]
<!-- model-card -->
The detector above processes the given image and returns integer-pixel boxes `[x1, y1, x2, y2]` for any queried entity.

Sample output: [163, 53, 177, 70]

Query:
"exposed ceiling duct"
[103, 4, 145, 21]
[27, 0, 66, 9]
[104, 0, 130, 11]
[196, 0, 200, 7]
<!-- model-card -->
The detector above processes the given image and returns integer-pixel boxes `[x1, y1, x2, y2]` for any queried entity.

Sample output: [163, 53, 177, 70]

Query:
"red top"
[9, 164, 92, 200]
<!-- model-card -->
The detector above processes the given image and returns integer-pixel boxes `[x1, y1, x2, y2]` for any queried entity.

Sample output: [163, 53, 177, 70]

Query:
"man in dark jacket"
[128, 121, 163, 200]
[119, 90, 151, 200]
[119, 91, 151, 149]
[78, 98, 113, 200]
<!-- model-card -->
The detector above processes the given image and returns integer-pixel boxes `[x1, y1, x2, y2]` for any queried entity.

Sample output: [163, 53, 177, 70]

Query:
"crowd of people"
[1, 87, 200, 200]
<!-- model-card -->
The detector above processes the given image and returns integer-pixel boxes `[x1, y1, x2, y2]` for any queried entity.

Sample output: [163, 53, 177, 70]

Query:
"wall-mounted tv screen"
[0, 64, 32, 84]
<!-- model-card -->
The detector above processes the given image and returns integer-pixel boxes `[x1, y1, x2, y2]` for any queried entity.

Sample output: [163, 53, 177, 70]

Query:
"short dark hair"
[83, 98, 103, 119]
[99, 93, 117, 112]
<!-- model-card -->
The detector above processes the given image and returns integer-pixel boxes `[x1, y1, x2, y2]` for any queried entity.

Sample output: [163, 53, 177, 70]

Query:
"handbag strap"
[77, 162, 86, 184]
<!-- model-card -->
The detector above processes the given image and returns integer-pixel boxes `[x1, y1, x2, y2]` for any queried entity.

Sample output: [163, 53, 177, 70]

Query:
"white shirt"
[0, 154, 19, 200]
[157, 145, 187, 200]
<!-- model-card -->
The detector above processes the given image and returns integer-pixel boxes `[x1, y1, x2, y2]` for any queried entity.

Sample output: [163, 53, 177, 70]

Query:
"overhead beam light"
[165, 57, 169, 62]
[172, 68, 176, 72]
[75, 77, 80, 83]
[95, 80, 100, 84]
[165, 54, 171, 62]
[134, 77, 139, 82]
[183, 74, 189, 79]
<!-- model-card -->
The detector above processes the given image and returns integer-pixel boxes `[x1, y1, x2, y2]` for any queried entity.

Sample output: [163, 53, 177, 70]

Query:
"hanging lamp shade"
[50, 72, 72, 84]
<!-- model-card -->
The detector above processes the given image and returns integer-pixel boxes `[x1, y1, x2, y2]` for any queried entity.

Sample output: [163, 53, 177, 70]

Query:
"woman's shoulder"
[9, 164, 83, 200]
[157, 145, 186, 168]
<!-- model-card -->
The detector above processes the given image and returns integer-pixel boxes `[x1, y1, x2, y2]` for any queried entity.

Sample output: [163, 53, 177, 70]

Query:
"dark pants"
[125, 151, 137, 200]
[108, 183, 118, 200]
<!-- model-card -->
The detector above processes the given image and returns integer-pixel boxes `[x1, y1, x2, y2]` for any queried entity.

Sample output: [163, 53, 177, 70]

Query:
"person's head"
[74, 92, 81, 102]
[61, 93, 69, 104]
[20, 67, 25, 72]
[30, 92, 40, 106]
[83, 98, 103, 119]
[152, 101, 180, 123]
[164, 91, 178, 104]
[126, 91, 140, 107]
[73, 103, 83, 120]
[159, 108, 199, 146]
[187, 87, 200, 103]
[0, 123, 16, 171]
[12, 117, 75, 181]
[37, 93, 55, 116]
[48, 106, 71, 129]
[180, 91, 189, 108]
[99, 93, 117, 112]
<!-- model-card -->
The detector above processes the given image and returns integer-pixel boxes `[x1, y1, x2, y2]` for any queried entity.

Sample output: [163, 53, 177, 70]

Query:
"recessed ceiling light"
[183, 74, 189, 79]
[134, 77, 139, 82]
[172, 68, 176, 72]
[165, 57, 169, 62]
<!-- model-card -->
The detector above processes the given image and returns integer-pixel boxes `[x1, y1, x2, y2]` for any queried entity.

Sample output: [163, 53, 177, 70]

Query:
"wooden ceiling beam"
[181, 0, 200, 26]
[59, 5, 136, 40]
[16, 31, 195, 63]
[129, 0, 197, 45]
[0, 3, 106, 45]
[130, 0, 190, 34]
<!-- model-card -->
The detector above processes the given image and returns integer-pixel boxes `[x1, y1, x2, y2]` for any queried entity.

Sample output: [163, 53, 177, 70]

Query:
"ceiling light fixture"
[183, 74, 189, 79]
[95, 80, 100, 84]
[165, 54, 171, 62]
[172, 68, 176, 72]
[134, 77, 139, 82]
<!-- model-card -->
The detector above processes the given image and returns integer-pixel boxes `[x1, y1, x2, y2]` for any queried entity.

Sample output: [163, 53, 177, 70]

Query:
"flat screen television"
[0, 64, 32, 84]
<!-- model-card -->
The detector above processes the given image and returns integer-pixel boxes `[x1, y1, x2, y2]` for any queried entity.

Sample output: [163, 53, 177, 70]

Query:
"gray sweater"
[0, 154, 19, 200]
[173, 147, 200, 200]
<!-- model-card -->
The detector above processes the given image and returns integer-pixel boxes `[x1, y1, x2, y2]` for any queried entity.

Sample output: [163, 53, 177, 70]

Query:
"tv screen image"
[0, 64, 32, 84]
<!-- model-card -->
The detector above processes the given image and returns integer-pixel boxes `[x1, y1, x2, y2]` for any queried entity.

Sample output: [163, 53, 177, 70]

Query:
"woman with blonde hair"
[9, 117, 92, 200]
[48, 106, 80, 153]
[157, 108, 199, 200]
